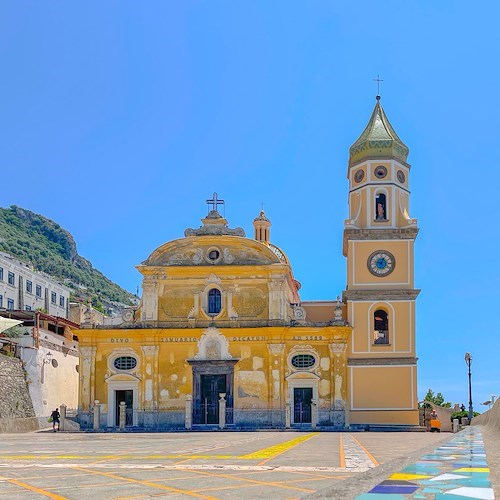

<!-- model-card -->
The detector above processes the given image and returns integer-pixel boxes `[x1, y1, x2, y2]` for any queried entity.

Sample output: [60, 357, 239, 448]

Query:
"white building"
[0, 310, 80, 419]
[0, 252, 70, 318]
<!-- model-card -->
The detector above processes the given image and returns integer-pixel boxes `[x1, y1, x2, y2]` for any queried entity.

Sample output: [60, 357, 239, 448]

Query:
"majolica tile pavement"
[357, 427, 494, 499]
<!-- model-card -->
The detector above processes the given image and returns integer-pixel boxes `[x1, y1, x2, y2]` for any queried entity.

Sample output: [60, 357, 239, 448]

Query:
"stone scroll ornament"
[292, 305, 306, 321]
[122, 309, 135, 322]
[194, 327, 233, 361]
[184, 226, 245, 237]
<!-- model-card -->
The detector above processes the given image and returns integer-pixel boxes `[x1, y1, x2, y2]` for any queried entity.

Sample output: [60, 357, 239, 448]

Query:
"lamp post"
[464, 352, 473, 421]
[40, 351, 53, 384]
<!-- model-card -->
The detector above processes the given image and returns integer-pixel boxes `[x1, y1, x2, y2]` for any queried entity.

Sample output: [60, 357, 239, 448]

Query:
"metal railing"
[77, 406, 346, 430]
[293, 403, 312, 424]
[193, 401, 220, 425]
[229, 408, 286, 428]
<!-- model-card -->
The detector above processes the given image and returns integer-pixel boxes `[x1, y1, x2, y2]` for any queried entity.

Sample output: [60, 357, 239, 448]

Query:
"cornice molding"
[348, 357, 417, 366]
[344, 227, 419, 240]
[343, 289, 420, 301]
[343, 227, 419, 255]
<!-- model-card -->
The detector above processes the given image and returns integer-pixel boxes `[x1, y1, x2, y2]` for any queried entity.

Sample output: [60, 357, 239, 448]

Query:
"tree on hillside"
[423, 388, 452, 408]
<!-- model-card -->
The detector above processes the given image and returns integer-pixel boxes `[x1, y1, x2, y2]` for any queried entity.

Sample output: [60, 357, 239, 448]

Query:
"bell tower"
[253, 210, 271, 243]
[343, 97, 420, 427]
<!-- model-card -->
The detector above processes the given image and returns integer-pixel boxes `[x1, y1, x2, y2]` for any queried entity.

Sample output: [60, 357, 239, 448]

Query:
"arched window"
[375, 193, 387, 221]
[374, 309, 389, 344]
[208, 288, 222, 315]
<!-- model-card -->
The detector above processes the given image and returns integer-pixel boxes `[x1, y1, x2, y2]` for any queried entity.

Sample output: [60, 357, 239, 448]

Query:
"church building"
[77, 98, 420, 430]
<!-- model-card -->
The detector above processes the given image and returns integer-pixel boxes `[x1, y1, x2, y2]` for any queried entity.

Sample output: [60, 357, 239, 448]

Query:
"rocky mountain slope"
[0, 206, 135, 312]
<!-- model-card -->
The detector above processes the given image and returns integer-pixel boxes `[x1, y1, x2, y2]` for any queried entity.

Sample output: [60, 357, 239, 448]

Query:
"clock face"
[367, 251, 395, 277]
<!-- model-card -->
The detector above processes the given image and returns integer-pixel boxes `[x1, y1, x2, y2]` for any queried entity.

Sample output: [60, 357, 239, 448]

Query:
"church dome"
[349, 99, 409, 167]
[253, 210, 270, 222]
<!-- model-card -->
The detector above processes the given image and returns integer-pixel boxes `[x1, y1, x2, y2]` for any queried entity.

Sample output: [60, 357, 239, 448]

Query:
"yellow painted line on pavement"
[173, 457, 196, 465]
[0, 455, 120, 460]
[278, 469, 346, 480]
[191, 483, 267, 494]
[0, 454, 234, 460]
[2, 440, 321, 462]
[73, 466, 218, 499]
[339, 434, 345, 468]
[348, 434, 380, 466]
[88, 455, 124, 466]
[6, 478, 68, 500]
[242, 433, 317, 460]
[183, 467, 315, 494]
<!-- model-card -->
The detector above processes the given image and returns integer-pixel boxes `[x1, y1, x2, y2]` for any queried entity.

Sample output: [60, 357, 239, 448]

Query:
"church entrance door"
[293, 387, 312, 424]
[188, 359, 237, 426]
[115, 389, 133, 427]
[198, 374, 226, 424]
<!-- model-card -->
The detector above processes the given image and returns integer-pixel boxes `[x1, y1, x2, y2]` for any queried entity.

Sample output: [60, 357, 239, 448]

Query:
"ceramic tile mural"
[357, 428, 494, 499]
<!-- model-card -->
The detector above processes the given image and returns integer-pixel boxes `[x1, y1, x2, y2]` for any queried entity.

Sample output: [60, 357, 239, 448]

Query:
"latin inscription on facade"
[160, 337, 198, 343]
[110, 335, 325, 343]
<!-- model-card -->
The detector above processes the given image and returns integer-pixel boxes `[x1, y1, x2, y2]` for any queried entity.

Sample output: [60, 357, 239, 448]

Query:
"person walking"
[51, 408, 60, 432]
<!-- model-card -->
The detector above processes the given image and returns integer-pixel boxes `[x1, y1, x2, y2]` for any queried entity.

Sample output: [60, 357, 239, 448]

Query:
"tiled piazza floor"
[357, 427, 494, 499]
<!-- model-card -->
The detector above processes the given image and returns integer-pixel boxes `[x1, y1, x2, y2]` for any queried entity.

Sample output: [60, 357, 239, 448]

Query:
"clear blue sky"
[1, 1, 498, 410]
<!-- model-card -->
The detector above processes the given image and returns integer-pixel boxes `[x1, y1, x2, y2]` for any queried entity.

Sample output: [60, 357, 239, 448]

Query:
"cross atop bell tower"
[373, 74, 383, 100]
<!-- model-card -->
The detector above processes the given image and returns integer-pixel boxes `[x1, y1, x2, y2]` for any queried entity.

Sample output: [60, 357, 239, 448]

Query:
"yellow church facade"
[77, 98, 420, 430]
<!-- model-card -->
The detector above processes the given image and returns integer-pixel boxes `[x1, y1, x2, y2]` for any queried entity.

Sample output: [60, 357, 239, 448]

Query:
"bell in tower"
[346, 97, 416, 229]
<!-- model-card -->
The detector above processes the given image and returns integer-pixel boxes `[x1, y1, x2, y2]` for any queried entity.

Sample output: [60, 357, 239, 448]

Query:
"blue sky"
[1, 1, 498, 409]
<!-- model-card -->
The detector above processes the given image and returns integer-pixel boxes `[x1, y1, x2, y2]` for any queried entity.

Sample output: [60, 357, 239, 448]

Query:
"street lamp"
[44, 352, 53, 365]
[40, 351, 53, 384]
[464, 352, 473, 421]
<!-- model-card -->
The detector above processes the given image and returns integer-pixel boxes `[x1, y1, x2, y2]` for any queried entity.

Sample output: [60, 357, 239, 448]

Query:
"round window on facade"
[354, 169, 365, 183]
[208, 249, 220, 261]
[51, 359, 59, 368]
[375, 166, 388, 179]
[113, 356, 137, 371]
[291, 354, 316, 369]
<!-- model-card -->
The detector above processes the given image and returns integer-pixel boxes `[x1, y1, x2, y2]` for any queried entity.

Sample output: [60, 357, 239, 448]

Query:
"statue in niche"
[377, 202, 385, 220]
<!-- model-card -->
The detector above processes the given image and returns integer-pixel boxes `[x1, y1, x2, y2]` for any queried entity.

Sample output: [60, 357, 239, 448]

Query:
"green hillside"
[0, 206, 134, 311]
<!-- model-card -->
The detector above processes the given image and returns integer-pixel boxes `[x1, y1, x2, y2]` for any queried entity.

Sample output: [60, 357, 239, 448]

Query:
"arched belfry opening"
[375, 193, 387, 221]
[374, 309, 389, 344]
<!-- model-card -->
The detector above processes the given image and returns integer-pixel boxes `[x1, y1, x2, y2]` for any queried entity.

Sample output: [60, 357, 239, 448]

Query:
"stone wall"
[472, 398, 500, 431]
[0, 354, 35, 419]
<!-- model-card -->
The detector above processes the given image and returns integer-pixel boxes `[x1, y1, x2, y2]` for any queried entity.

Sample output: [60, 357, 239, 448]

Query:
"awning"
[0, 318, 22, 334]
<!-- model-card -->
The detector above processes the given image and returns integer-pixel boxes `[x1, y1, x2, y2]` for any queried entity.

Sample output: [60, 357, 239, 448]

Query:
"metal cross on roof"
[206, 192, 225, 212]
[373, 74, 383, 100]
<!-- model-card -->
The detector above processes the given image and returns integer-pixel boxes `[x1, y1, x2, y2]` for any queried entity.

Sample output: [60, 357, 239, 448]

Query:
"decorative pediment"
[206, 273, 221, 285]
[139, 237, 282, 267]
[194, 327, 233, 361]
[105, 373, 141, 383]
[285, 371, 320, 381]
